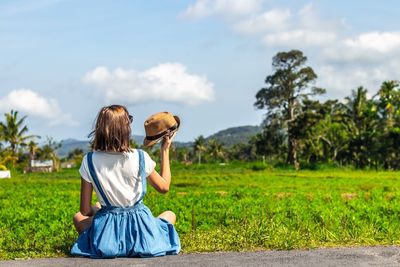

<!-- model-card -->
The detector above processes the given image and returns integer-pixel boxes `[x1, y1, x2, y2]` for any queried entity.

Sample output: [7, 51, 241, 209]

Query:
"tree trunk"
[287, 125, 299, 170]
[286, 103, 299, 169]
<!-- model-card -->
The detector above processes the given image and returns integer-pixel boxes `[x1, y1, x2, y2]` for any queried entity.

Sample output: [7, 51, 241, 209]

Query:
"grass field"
[1, 163, 400, 259]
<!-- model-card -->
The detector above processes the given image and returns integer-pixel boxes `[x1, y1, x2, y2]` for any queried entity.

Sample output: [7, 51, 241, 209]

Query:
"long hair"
[89, 105, 132, 152]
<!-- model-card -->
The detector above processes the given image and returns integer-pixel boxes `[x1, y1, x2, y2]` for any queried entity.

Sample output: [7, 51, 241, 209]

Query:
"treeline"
[251, 50, 400, 170]
[161, 50, 400, 170]
[0, 110, 77, 170]
[145, 135, 257, 165]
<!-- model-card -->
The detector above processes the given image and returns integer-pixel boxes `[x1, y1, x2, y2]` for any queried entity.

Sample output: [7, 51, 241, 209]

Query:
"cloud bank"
[0, 89, 77, 126]
[83, 63, 215, 106]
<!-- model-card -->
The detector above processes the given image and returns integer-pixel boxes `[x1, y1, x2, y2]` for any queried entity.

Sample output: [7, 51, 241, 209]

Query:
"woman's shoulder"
[88, 149, 152, 162]
[127, 149, 152, 159]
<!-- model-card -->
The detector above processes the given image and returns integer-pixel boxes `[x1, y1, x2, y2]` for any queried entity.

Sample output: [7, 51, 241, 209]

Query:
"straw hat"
[143, 112, 180, 147]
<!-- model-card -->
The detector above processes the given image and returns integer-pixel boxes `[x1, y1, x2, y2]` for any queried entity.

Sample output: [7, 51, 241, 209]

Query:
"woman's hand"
[91, 202, 101, 216]
[161, 131, 176, 151]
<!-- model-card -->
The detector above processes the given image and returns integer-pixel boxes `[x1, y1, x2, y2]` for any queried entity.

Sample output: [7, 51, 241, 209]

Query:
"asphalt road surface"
[1, 246, 400, 267]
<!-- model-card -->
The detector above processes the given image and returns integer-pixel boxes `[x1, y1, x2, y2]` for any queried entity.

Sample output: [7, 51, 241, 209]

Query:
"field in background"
[1, 163, 400, 259]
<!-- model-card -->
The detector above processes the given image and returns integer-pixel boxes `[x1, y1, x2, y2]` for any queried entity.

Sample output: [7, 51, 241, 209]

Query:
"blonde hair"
[89, 105, 132, 152]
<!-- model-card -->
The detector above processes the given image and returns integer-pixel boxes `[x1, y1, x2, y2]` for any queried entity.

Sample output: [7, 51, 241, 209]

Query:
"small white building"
[0, 170, 11, 179]
[26, 160, 54, 173]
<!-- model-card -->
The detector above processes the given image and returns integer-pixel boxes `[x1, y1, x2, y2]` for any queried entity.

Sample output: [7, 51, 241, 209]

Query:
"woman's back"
[80, 150, 155, 207]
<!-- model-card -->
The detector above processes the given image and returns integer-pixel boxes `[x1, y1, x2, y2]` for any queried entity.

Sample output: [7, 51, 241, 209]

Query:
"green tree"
[297, 100, 349, 164]
[27, 139, 40, 161]
[376, 81, 400, 131]
[343, 87, 379, 168]
[67, 148, 84, 167]
[255, 50, 325, 169]
[0, 110, 36, 155]
[129, 138, 138, 149]
[374, 81, 400, 168]
[207, 139, 225, 163]
[193, 135, 207, 164]
[253, 117, 286, 163]
[174, 147, 190, 163]
[37, 137, 62, 171]
[229, 142, 257, 162]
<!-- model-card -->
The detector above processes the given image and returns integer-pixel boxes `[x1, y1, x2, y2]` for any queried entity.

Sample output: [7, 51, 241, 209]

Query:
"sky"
[1, 0, 400, 142]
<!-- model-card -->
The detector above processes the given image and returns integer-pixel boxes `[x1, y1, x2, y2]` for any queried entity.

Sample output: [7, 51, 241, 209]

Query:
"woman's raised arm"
[147, 132, 176, 193]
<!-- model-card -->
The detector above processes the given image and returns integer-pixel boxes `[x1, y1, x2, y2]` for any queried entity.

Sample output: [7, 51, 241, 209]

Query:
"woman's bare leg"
[158, 210, 176, 224]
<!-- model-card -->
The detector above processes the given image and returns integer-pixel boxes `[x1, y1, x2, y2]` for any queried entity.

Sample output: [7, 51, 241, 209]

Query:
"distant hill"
[57, 126, 261, 157]
[57, 139, 90, 158]
[205, 125, 261, 146]
[57, 135, 145, 158]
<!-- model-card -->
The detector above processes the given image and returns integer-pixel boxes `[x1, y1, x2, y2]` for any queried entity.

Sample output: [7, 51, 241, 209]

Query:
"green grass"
[1, 163, 400, 259]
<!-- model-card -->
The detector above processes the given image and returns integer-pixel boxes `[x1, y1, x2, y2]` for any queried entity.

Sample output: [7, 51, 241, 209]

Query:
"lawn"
[1, 163, 400, 259]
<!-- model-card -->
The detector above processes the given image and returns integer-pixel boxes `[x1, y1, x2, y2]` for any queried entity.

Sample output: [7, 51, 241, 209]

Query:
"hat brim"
[143, 115, 180, 147]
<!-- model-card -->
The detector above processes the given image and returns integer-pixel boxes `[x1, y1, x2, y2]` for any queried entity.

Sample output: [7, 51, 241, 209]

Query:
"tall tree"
[27, 140, 40, 161]
[253, 116, 286, 162]
[0, 110, 35, 157]
[207, 139, 225, 163]
[376, 81, 400, 132]
[343, 87, 379, 168]
[37, 137, 62, 171]
[193, 135, 207, 164]
[374, 81, 400, 168]
[298, 100, 349, 164]
[255, 50, 325, 169]
[67, 148, 84, 167]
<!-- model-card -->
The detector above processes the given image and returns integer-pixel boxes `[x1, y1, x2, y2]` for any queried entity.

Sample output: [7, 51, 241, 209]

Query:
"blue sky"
[1, 0, 400, 142]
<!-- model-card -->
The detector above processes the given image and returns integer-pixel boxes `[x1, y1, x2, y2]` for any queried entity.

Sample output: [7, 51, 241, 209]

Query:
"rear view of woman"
[70, 105, 180, 258]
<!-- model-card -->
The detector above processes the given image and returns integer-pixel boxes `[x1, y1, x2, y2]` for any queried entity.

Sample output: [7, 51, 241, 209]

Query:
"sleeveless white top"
[79, 150, 156, 207]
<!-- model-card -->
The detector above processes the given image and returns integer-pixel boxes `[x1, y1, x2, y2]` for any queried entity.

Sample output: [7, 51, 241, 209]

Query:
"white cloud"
[317, 60, 400, 99]
[259, 3, 340, 48]
[0, 89, 77, 126]
[182, 0, 263, 19]
[344, 31, 400, 53]
[187, 2, 341, 48]
[318, 32, 400, 98]
[83, 63, 215, 106]
[263, 30, 336, 47]
[234, 8, 291, 34]
[322, 31, 400, 64]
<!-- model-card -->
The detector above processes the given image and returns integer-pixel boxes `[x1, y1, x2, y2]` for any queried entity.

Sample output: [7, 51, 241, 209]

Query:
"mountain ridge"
[56, 125, 261, 157]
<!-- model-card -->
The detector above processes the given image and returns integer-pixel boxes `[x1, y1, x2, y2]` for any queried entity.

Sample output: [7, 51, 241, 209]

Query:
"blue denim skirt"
[70, 203, 181, 258]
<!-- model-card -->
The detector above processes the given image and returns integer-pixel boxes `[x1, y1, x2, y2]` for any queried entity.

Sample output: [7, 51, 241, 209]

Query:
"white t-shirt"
[79, 150, 156, 207]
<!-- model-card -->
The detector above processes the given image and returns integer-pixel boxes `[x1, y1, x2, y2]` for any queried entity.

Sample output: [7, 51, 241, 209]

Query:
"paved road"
[1, 246, 400, 267]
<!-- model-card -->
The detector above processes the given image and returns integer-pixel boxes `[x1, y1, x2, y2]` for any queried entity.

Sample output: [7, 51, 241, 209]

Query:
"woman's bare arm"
[147, 132, 175, 193]
[80, 178, 95, 216]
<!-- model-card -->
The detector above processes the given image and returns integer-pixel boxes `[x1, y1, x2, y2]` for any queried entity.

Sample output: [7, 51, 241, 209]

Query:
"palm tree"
[344, 87, 379, 168]
[67, 148, 84, 166]
[27, 140, 40, 161]
[0, 149, 18, 170]
[0, 110, 36, 156]
[376, 80, 400, 131]
[207, 139, 225, 163]
[37, 137, 61, 171]
[193, 135, 207, 164]
[129, 138, 138, 149]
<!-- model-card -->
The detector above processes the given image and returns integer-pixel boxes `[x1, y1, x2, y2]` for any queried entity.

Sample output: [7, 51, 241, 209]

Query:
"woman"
[71, 105, 180, 258]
